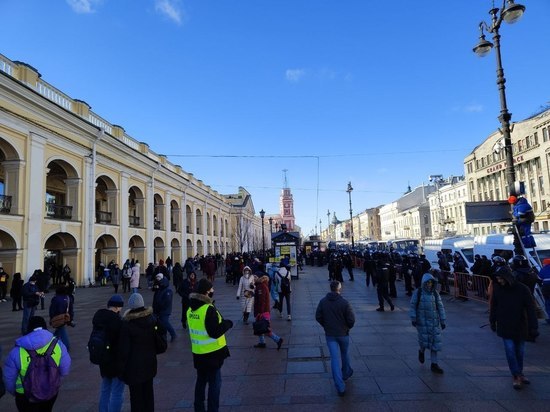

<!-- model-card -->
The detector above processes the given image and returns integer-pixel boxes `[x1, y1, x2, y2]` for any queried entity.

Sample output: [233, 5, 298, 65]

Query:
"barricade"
[452, 271, 491, 303]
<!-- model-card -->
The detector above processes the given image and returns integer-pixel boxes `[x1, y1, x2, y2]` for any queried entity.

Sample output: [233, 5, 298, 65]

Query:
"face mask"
[208, 292, 214, 298]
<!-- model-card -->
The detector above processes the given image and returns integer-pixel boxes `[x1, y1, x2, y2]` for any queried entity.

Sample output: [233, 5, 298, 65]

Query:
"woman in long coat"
[253, 275, 283, 350]
[409, 272, 446, 374]
[236, 266, 255, 324]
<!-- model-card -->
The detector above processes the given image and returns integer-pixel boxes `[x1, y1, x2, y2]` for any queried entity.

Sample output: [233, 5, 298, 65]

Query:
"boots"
[243, 312, 249, 325]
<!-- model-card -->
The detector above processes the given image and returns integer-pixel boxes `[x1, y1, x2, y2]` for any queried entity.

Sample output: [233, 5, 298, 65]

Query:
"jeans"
[54, 325, 70, 352]
[194, 367, 221, 412]
[502, 338, 525, 377]
[278, 292, 291, 315]
[326, 335, 353, 393]
[99, 376, 125, 412]
[159, 313, 176, 339]
[21, 305, 36, 335]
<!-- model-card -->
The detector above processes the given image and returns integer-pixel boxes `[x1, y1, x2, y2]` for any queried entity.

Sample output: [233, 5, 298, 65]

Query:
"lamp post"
[473, 0, 525, 254]
[346, 181, 355, 248]
[260, 209, 265, 257]
[473, 0, 525, 193]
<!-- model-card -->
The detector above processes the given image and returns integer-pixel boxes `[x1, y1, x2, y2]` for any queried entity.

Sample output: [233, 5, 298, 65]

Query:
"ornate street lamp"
[473, 0, 525, 254]
[260, 209, 265, 256]
[346, 182, 355, 248]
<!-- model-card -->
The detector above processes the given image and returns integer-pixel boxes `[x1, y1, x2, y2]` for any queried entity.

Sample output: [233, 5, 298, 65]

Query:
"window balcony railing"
[154, 219, 161, 230]
[45, 203, 73, 220]
[96, 210, 112, 224]
[0, 194, 12, 214]
[171, 223, 178, 231]
[186, 226, 191, 234]
[129, 215, 140, 227]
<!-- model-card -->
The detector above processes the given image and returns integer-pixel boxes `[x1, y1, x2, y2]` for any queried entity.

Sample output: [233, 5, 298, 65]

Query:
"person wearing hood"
[152, 274, 176, 342]
[3, 315, 71, 411]
[187, 278, 233, 412]
[117, 293, 159, 412]
[409, 273, 446, 374]
[315, 280, 355, 397]
[490, 266, 539, 390]
[92, 294, 125, 412]
[253, 275, 284, 350]
[236, 266, 255, 324]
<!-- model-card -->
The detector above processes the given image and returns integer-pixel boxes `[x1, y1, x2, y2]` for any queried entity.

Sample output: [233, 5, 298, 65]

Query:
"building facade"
[0, 54, 244, 285]
[427, 176, 469, 238]
[464, 108, 550, 235]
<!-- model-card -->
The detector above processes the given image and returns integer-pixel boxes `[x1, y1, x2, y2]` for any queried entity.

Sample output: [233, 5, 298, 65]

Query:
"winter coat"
[117, 307, 158, 385]
[92, 308, 123, 378]
[253, 277, 271, 317]
[152, 277, 173, 316]
[236, 272, 255, 312]
[22, 281, 40, 308]
[187, 292, 232, 370]
[10, 277, 24, 298]
[49, 293, 74, 322]
[130, 266, 140, 288]
[409, 273, 446, 351]
[3, 328, 71, 395]
[490, 274, 538, 340]
[172, 263, 184, 288]
[315, 292, 355, 337]
[110, 267, 121, 285]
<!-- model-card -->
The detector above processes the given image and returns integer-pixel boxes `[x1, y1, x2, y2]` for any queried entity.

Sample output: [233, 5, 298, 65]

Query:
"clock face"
[285, 203, 290, 208]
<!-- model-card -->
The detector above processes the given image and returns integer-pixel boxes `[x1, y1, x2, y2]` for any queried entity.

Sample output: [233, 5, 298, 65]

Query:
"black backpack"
[87, 327, 110, 365]
[280, 273, 291, 294]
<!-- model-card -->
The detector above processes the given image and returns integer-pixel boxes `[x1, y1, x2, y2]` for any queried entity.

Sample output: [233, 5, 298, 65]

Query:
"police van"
[423, 236, 474, 268]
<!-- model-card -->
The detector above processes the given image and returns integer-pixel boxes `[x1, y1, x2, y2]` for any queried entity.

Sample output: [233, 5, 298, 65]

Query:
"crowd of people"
[0, 245, 546, 410]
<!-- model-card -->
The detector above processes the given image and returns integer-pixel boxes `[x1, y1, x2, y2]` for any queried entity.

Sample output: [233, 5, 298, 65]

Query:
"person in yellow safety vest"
[187, 278, 233, 412]
[3, 315, 71, 411]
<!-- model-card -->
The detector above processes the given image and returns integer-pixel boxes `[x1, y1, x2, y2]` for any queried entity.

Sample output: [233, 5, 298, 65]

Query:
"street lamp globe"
[502, 0, 525, 24]
[259, 209, 265, 219]
[473, 29, 493, 57]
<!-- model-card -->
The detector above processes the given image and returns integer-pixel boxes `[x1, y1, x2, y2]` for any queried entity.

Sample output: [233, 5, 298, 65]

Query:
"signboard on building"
[465, 201, 512, 224]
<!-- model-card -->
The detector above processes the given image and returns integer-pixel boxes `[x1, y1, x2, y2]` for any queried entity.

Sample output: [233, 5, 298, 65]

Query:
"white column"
[182, 191, 187, 260]
[165, 191, 171, 259]
[146, 180, 155, 264]
[120, 173, 129, 262]
[25, 133, 47, 278]
[203, 200, 208, 254]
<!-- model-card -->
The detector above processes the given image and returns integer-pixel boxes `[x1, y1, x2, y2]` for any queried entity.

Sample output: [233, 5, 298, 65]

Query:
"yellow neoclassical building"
[0, 53, 262, 285]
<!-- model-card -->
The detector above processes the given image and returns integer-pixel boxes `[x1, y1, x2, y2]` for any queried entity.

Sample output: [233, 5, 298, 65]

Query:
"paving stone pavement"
[1, 265, 550, 411]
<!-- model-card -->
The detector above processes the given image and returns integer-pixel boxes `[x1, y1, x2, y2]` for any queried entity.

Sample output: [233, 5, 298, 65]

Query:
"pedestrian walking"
[490, 265, 539, 389]
[110, 263, 121, 294]
[253, 275, 284, 350]
[21, 274, 44, 336]
[276, 263, 292, 320]
[152, 274, 176, 342]
[410, 273, 446, 374]
[375, 259, 395, 312]
[117, 293, 160, 412]
[177, 271, 196, 329]
[187, 278, 233, 412]
[49, 285, 74, 352]
[3, 316, 71, 411]
[91, 294, 125, 412]
[315, 280, 355, 397]
[130, 263, 140, 294]
[0, 267, 9, 302]
[10, 272, 24, 311]
[236, 266, 255, 324]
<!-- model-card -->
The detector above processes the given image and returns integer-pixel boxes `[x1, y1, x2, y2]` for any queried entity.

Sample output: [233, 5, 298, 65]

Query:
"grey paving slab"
[1, 264, 550, 411]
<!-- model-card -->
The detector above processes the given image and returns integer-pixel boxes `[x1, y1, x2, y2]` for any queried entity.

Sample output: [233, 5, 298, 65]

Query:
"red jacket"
[253, 277, 270, 316]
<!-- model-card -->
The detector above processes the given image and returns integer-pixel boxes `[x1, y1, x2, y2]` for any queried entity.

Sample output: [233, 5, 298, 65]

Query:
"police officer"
[187, 278, 233, 412]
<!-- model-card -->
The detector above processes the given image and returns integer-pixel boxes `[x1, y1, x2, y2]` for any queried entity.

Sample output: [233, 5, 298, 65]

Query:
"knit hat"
[127, 293, 145, 310]
[197, 278, 213, 295]
[155, 273, 163, 281]
[27, 316, 47, 334]
[107, 294, 124, 308]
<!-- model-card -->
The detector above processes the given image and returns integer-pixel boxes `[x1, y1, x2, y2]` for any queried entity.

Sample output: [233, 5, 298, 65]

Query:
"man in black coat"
[315, 280, 355, 397]
[490, 266, 539, 390]
[92, 295, 124, 411]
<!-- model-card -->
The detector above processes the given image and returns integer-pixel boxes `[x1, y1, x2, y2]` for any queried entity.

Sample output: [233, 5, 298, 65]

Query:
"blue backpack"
[22, 338, 61, 402]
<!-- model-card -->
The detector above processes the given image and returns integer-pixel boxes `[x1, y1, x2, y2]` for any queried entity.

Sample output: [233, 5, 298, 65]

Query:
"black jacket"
[490, 278, 538, 340]
[188, 293, 232, 370]
[118, 307, 158, 385]
[315, 292, 355, 337]
[92, 308, 123, 378]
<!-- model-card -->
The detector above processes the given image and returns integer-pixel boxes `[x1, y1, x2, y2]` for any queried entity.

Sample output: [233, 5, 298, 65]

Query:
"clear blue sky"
[2, 0, 549, 237]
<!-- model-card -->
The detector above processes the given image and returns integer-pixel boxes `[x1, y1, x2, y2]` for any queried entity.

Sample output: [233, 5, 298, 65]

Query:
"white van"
[423, 237, 474, 268]
[473, 233, 550, 270]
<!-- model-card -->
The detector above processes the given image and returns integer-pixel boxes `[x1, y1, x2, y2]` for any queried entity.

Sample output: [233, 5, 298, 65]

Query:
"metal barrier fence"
[451, 271, 491, 303]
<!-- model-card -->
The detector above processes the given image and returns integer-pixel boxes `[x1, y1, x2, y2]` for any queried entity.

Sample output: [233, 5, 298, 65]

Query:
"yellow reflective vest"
[187, 304, 227, 354]
[16, 338, 62, 394]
